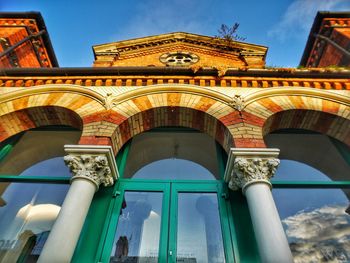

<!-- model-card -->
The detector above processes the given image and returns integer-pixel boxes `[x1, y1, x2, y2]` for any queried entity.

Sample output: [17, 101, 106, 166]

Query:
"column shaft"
[38, 179, 96, 263]
[245, 183, 293, 263]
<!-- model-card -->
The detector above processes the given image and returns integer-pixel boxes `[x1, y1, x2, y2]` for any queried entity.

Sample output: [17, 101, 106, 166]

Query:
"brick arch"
[80, 92, 238, 151]
[263, 109, 350, 146]
[108, 106, 233, 153]
[226, 95, 350, 148]
[0, 88, 105, 118]
[0, 106, 83, 143]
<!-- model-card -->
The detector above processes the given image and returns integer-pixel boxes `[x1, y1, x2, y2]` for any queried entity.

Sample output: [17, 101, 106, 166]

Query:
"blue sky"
[2, 0, 350, 67]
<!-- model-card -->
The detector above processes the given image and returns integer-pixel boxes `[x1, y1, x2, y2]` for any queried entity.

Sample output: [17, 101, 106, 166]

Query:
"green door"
[100, 180, 234, 263]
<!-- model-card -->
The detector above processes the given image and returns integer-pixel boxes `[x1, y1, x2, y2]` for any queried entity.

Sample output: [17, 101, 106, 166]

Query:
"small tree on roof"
[216, 23, 246, 46]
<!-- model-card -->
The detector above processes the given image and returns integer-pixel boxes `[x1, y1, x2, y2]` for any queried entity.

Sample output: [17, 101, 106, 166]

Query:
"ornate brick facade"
[0, 12, 58, 68]
[0, 12, 349, 156]
[300, 11, 350, 67]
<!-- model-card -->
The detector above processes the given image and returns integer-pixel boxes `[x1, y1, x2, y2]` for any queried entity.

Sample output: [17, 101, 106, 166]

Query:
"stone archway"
[0, 106, 83, 175]
[110, 106, 233, 153]
[233, 90, 350, 148]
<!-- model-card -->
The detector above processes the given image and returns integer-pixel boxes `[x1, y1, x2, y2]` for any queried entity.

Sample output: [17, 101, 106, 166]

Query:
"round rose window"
[160, 52, 199, 66]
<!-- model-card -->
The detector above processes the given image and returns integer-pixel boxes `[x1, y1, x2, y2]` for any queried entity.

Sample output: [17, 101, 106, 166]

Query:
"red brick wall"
[0, 106, 82, 142]
[263, 109, 350, 146]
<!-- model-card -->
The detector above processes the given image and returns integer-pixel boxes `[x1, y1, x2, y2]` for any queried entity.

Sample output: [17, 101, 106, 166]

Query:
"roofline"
[0, 66, 348, 79]
[0, 11, 59, 67]
[92, 31, 268, 56]
[300, 11, 350, 66]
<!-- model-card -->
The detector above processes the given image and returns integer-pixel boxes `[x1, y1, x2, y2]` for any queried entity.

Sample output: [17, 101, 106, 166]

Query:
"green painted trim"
[116, 141, 131, 179]
[0, 144, 13, 162]
[330, 137, 350, 166]
[272, 180, 350, 188]
[216, 183, 235, 263]
[118, 178, 218, 184]
[0, 176, 69, 184]
[72, 185, 115, 263]
[229, 191, 260, 262]
[216, 142, 228, 180]
[99, 181, 169, 262]
[73, 140, 132, 263]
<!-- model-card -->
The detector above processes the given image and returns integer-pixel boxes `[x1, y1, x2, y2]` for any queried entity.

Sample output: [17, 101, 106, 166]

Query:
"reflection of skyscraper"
[115, 236, 128, 259]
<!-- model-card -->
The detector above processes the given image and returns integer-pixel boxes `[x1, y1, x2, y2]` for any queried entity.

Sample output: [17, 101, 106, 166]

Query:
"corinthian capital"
[64, 145, 119, 191]
[224, 148, 280, 193]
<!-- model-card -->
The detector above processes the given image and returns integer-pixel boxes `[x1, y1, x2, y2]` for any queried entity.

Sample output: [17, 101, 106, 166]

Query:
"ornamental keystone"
[224, 148, 280, 193]
[63, 145, 119, 191]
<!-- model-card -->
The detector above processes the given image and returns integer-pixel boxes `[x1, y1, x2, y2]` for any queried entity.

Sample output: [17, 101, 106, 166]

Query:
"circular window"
[160, 52, 199, 66]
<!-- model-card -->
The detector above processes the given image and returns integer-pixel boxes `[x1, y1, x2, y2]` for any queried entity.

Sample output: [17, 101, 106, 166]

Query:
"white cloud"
[283, 205, 350, 262]
[268, 0, 350, 42]
[109, 0, 217, 42]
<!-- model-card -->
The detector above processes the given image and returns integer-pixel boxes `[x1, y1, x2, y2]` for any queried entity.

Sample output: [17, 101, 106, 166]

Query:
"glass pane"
[265, 132, 350, 181]
[272, 160, 333, 182]
[19, 157, 71, 177]
[0, 130, 81, 176]
[110, 191, 163, 263]
[133, 159, 215, 180]
[123, 132, 220, 180]
[177, 193, 225, 263]
[273, 188, 350, 262]
[0, 182, 69, 262]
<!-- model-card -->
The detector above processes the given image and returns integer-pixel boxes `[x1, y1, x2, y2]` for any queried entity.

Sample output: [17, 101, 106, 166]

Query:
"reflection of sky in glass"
[177, 193, 225, 263]
[110, 192, 162, 262]
[0, 182, 68, 257]
[132, 158, 215, 180]
[0, 157, 69, 260]
[20, 157, 71, 177]
[272, 160, 350, 262]
[273, 160, 348, 219]
[273, 159, 331, 181]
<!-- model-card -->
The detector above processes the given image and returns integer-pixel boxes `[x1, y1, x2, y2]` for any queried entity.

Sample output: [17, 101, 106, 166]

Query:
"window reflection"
[0, 182, 68, 262]
[110, 192, 163, 263]
[177, 193, 225, 263]
[133, 158, 215, 180]
[273, 189, 350, 262]
[124, 131, 220, 179]
[20, 157, 71, 177]
[0, 129, 81, 176]
[273, 160, 332, 181]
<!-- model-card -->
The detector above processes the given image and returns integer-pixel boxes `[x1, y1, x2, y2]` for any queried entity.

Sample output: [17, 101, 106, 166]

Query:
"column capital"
[224, 148, 280, 193]
[63, 145, 119, 191]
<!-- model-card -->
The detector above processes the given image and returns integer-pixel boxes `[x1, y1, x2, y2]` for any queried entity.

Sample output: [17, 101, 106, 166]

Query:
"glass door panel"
[102, 181, 231, 263]
[176, 193, 226, 263]
[110, 191, 163, 263]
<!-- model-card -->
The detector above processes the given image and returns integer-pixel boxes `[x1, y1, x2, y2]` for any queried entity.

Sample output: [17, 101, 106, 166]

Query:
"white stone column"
[224, 148, 293, 263]
[38, 145, 118, 263]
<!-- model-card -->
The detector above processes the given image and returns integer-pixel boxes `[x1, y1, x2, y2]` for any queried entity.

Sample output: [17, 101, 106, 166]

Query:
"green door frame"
[72, 129, 259, 262]
[98, 179, 235, 263]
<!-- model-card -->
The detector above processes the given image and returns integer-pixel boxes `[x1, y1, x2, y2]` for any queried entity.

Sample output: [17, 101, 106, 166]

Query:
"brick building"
[0, 11, 349, 263]
[300, 11, 350, 67]
[0, 12, 58, 68]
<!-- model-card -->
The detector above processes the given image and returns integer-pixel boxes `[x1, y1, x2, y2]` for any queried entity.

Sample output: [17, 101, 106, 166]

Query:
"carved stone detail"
[103, 92, 117, 109]
[64, 154, 115, 189]
[228, 157, 280, 192]
[230, 94, 245, 111]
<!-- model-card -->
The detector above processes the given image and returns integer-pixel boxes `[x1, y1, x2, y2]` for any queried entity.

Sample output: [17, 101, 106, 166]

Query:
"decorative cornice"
[0, 74, 350, 90]
[93, 32, 267, 57]
[224, 148, 280, 193]
[63, 145, 119, 191]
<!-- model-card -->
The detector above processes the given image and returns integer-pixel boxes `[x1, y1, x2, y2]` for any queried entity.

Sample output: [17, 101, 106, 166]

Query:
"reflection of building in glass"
[0, 10, 349, 263]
